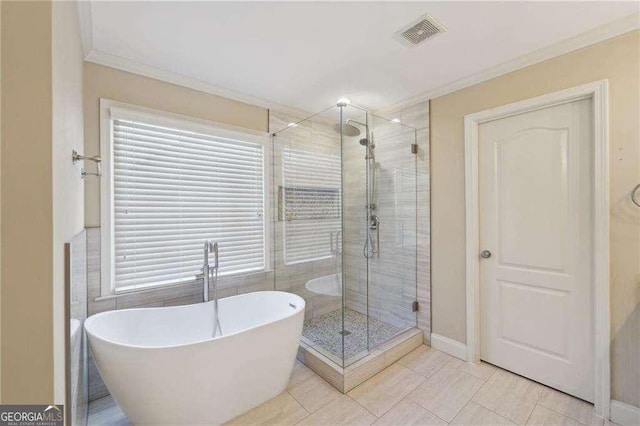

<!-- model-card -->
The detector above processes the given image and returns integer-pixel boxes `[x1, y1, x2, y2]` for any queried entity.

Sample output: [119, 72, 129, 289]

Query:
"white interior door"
[478, 98, 594, 402]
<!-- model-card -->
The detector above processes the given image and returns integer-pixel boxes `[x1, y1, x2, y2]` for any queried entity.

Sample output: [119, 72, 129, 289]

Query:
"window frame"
[99, 99, 271, 296]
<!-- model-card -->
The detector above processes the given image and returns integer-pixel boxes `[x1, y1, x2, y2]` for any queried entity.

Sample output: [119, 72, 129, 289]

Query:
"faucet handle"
[195, 267, 205, 280]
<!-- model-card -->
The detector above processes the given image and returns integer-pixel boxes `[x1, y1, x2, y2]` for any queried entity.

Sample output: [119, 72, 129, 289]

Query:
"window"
[102, 102, 267, 293]
[282, 148, 341, 264]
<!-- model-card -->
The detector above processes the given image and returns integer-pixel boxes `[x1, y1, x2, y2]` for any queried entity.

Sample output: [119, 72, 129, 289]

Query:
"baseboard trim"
[611, 400, 640, 426]
[430, 333, 467, 361]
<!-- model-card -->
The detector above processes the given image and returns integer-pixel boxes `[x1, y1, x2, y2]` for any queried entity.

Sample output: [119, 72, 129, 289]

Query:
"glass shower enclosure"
[272, 102, 417, 368]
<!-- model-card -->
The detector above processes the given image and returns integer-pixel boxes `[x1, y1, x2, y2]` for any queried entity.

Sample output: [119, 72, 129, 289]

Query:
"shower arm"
[346, 119, 367, 128]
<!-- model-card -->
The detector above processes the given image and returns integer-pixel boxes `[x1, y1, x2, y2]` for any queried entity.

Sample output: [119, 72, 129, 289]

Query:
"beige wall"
[1, 1, 54, 403]
[83, 63, 269, 227]
[430, 31, 640, 406]
[0, 0, 3, 401]
[52, 0, 85, 403]
[0, 0, 85, 405]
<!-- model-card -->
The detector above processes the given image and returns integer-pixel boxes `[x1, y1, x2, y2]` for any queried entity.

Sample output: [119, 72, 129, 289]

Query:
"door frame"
[463, 80, 610, 417]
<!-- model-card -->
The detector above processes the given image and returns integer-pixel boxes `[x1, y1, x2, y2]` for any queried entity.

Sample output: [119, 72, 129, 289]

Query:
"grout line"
[346, 393, 380, 419]
[467, 366, 558, 426]
[286, 375, 339, 415]
[523, 404, 540, 426]
[412, 397, 450, 425]
[489, 408, 515, 425]
[477, 402, 523, 426]
[284, 389, 312, 418]
[535, 400, 594, 426]
[522, 387, 544, 425]
[291, 405, 311, 426]
[348, 367, 428, 420]
[483, 366, 596, 426]
[442, 362, 499, 423]
[394, 348, 491, 423]
[453, 399, 517, 425]
[368, 395, 407, 420]
[405, 392, 451, 424]
[397, 347, 451, 379]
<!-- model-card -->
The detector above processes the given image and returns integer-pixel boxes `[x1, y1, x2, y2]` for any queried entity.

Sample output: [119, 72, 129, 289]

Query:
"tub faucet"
[330, 231, 342, 256]
[202, 240, 218, 303]
[201, 240, 222, 336]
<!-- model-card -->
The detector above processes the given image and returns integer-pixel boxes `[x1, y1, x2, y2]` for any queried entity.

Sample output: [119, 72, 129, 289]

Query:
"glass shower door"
[365, 113, 418, 349]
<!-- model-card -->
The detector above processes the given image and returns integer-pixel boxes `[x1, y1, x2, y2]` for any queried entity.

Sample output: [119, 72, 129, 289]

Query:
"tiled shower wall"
[342, 102, 430, 342]
[342, 120, 417, 330]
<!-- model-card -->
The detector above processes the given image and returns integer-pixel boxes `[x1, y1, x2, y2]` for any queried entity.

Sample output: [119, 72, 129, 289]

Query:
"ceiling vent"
[394, 13, 446, 47]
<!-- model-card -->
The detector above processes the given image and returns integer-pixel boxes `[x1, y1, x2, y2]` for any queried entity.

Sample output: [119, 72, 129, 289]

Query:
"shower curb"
[296, 327, 423, 393]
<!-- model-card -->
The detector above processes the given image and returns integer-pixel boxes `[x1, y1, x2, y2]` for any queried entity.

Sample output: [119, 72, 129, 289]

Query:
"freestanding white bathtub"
[85, 291, 305, 425]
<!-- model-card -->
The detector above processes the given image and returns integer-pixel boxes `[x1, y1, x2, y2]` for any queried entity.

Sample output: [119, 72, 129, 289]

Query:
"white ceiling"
[85, 1, 639, 113]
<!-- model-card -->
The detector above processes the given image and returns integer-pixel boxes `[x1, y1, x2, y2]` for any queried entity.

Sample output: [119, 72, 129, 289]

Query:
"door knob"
[480, 250, 492, 259]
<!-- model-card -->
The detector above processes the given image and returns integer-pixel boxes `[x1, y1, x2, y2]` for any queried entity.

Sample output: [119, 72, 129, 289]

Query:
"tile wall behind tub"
[69, 230, 88, 426]
[269, 111, 343, 320]
[86, 229, 274, 317]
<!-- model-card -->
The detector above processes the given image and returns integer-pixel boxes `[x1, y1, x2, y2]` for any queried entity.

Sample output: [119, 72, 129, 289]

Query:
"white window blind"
[282, 148, 341, 264]
[112, 117, 265, 291]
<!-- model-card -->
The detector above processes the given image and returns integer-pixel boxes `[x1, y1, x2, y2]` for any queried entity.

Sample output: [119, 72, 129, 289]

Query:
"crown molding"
[77, 1, 638, 119]
[84, 50, 311, 118]
[77, 0, 93, 58]
[377, 12, 640, 115]
[77, 2, 310, 118]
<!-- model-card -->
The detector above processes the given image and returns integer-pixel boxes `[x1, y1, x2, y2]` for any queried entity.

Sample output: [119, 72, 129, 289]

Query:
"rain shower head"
[333, 123, 361, 137]
[333, 119, 367, 138]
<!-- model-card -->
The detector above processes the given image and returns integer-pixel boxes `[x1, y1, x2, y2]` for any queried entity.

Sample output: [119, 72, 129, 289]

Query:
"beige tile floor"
[88, 345, 618, 426]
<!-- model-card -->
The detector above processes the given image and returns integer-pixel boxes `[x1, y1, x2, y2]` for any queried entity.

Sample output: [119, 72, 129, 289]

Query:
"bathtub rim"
[84, 290, 305, 350]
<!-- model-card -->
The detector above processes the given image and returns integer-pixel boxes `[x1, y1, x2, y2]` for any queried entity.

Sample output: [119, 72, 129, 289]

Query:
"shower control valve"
[369, 215, 380, 230]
